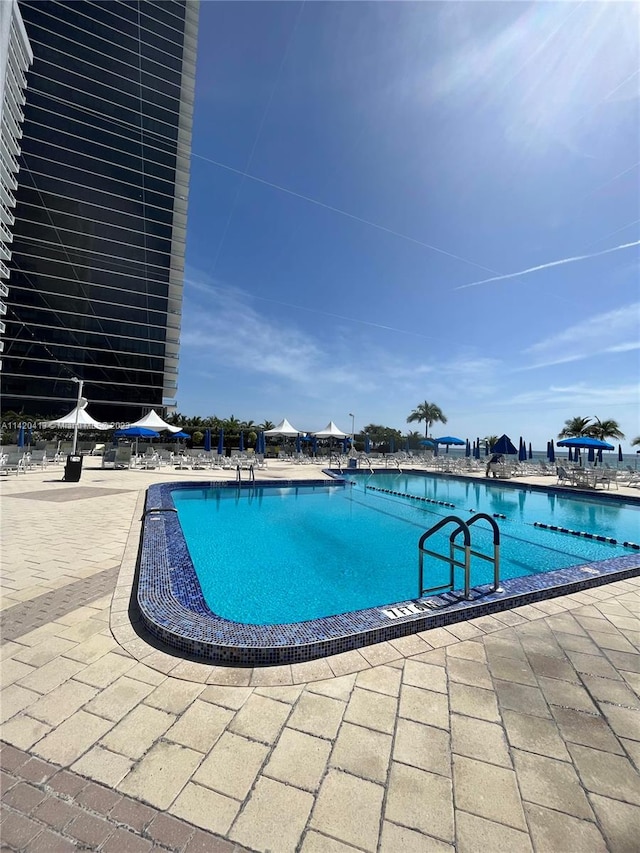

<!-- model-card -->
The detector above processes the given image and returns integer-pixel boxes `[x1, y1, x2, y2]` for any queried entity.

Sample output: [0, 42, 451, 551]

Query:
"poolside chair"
[25, 450, 47, 470]
[140, 451, 160, 470]
[594, 469, 618, 490]
[0, 451, 27, 475]
[115, 446, 133, 469]
[556, 466, 574, 487]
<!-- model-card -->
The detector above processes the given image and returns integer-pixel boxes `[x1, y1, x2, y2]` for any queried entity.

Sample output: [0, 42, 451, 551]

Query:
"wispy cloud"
[454, 240, 640, 291]
[522, 302, 640, 369]
[181, 271, 503, 406]
[508, 382, 639, 408]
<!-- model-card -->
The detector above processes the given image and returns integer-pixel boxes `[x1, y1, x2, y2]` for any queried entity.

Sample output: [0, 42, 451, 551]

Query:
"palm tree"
[484, 435, 499, 451]
[260, 420, 275, 431]
[407, 401, 447, 438]
[406, 430, 422, 450]
[587, 417, 625, 442]
[558, 416, 592, 439]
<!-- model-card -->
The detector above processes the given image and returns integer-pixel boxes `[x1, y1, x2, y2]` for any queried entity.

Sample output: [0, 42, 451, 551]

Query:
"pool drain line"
[533, 522, 639, 550]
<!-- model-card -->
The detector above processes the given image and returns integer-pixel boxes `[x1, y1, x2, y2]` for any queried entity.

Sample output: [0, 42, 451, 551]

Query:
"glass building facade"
[1, 0, 198, 421]
[0, 0, 33, 371]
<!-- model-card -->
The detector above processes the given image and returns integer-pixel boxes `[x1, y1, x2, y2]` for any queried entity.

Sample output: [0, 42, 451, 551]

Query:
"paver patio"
[1, 459, 639, 851]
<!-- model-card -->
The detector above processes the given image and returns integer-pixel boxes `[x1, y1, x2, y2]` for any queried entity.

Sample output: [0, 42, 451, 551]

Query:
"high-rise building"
[1, 0, 198, 421]
[0, 0, 33, 373]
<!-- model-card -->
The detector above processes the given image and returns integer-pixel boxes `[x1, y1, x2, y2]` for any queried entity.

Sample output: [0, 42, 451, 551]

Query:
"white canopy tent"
[263, 418, 305, 437]
[312, 421, 348, 438]
[44, 403, 111, 430]
[127, 410, 183, 434]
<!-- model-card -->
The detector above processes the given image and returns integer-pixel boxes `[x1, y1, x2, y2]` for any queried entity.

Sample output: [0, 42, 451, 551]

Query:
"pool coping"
[134, 476, 640, 666]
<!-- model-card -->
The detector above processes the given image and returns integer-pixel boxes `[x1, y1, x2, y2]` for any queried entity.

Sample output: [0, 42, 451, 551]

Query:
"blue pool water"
[172, 474, 639, 625]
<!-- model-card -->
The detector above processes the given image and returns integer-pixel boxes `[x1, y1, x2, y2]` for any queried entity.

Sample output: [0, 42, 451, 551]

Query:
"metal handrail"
[418, 513, 501, 600]
[451, 513, 501, 597]
[236, 463, 256, 484]
[418, 516, 470, 598]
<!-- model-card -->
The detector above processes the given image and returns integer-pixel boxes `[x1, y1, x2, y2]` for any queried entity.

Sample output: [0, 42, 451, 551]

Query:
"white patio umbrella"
[127, 409, 183, 434]
[263, 418, 305, 437]
[44, 398, 111, 456]
[312, 421, 348, 438]
[44, 402, 111, 430]
[312, 421, 349, 457]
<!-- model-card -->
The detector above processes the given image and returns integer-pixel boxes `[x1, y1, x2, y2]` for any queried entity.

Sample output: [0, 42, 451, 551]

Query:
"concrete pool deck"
[1, 459, 639, 852]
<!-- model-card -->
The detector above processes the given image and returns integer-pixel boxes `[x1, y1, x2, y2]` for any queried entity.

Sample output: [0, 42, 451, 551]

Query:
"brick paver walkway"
[1, 461, 639, 852]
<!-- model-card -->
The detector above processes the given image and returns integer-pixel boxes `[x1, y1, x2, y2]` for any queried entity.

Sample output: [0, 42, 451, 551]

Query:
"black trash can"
[64, 454, 83, 482]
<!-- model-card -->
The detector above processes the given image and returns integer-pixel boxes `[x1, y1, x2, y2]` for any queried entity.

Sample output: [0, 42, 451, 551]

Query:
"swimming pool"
[172, 474, 638, 624]
[137, 474, 640, 664]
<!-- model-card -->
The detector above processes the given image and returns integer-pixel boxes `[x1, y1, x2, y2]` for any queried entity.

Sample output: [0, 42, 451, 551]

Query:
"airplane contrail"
[454, 239, 640, 291]
[192, 152, 499, 275]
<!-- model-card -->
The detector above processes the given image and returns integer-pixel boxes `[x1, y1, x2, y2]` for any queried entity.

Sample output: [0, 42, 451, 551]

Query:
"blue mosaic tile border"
[136, 478, 640, 666]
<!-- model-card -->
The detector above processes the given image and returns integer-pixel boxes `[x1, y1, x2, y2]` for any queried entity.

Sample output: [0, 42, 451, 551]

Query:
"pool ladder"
[418, 513, 502, 600]
[236, 464, 255, 484]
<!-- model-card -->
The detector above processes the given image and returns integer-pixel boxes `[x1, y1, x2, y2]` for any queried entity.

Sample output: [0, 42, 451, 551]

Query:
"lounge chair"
[25, 450, 47, 470]
[594, 469, 618, 490]
[0, 451, 27, 475]
[556, 466, 574, 486]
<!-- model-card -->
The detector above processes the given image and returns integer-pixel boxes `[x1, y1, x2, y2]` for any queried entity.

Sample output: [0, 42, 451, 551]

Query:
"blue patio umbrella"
[528, 442, 533, 459]
[557, 436, 615, 451]
[404, 437, 410, 452]
[588, 446, 595, 463]
[17, 424, 25, 448]
[568, 447, 573, 462]
[25, 426, 33, 447]
[597, 448, 603, 464]
[341, 437, 349, 453]
[618, 444, 623, 462]
[465, 439, 471, 458]
[217, 428, 224, 455]
[491, 434, 518, 455]
[364, 435, 371, 453]
[518, 437, 527, 462]
[256, 431, 265, 455]
[389, 437, 395, 453]
[485, 441, 489, 456]
[204, 429, 211, 452]
[114, 426, 160, 456]
[239, 431, 245, 452]
[295, 434, 301, 454]
[311, 435, 318, 455]
[114, 426, 159, 438]
[171, 431, 190, 439]
[435, 436, 465, 449]
[548, 440, 555, 463]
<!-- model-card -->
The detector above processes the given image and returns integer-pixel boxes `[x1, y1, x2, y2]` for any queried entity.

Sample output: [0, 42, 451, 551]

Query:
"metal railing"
[236, 463, 256, 484]
[418, 513, 501, 600]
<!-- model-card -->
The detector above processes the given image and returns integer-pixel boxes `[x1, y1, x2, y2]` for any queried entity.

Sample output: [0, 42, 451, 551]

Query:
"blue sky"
[178, 1, 639, 449]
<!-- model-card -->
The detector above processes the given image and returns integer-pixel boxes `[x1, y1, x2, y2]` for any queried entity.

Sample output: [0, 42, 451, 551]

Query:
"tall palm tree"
[407, 401, 447, 438]
[558, 416, 592, 439]
[587, 417, 625, 442]
[484, 435, 499, 450]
